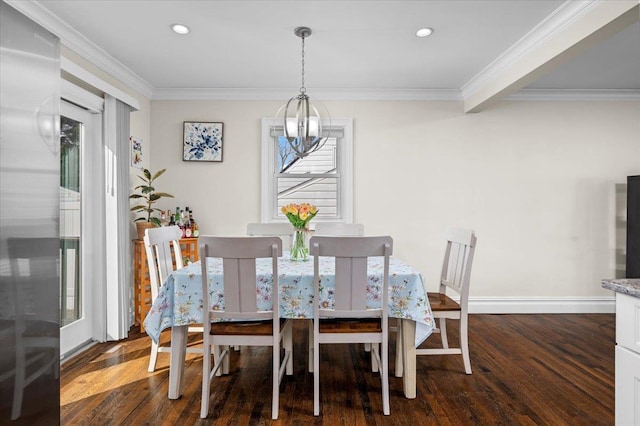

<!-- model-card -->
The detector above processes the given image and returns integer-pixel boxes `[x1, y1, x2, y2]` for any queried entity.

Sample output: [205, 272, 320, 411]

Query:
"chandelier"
[275, 26, 330, 159]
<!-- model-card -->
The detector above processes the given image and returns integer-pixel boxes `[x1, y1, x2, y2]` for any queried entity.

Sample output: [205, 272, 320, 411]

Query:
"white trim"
[61, 79, 104, 113]
[261, 118, 353, 223]
[153, 87, 462, 101]
[62, 57, 140, 110]
[466, 296, 615, 314]
[5, 0, 154, 99]
[507, 89, 640, 101]
[461, 0, 601, 99]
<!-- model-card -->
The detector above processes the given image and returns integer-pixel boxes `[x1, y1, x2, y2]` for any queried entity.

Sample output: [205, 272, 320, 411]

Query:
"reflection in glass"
[60, 116, 81, 326]
[277, 136, 339, 219]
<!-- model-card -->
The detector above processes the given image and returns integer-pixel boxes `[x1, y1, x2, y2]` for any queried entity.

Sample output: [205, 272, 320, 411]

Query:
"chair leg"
[371, 344, 379, 372]
[308, 320, 314, 373]
[200, 344, 212, 418]
[11, 346, 25, 421]
[272, 343, 279, 419]
[381, 339, 390, 415]
[148, 340, 159, 373]
[440, 318, 449, 348]
[460, 315, 472, 374]
[313, 330, 320, 416]
[213, 345, 223, 377]
[222, 345, 231, 374]
[285, 324, 293, 375]
[395, 319, 403, 377]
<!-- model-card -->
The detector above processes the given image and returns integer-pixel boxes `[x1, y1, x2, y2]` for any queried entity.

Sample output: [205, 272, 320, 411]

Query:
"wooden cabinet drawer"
[616, 292, 640, 353]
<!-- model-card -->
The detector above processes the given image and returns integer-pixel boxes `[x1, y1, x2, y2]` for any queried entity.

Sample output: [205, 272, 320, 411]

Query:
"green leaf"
[154, 192, 174, 198]
[152, 168, 167, 181]
[143, 169, 151, 180]
[150, 217, 162, 227]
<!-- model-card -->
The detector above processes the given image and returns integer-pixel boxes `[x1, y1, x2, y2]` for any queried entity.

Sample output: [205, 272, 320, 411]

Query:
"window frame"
[261, 117, 353, 224]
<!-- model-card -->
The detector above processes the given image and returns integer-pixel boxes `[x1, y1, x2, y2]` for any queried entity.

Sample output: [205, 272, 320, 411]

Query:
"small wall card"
[183, 121, 223, 162]
[130, 136, 142, 168]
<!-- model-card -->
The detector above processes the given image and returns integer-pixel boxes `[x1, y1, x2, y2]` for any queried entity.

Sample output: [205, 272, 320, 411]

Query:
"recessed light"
[416, 27, 434, 38]
[171, 24, 190, 35]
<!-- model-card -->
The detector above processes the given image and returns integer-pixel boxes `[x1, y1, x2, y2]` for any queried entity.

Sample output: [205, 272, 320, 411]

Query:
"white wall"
[62, 47, 152, 173]
[150, 99, 639, 306]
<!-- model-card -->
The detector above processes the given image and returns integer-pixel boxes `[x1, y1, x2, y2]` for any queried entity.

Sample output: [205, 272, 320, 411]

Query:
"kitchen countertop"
[602, 278, 640, 298]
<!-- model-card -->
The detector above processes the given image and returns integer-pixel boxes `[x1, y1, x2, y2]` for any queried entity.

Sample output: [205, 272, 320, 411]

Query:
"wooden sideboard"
[132, 237, 199, 332]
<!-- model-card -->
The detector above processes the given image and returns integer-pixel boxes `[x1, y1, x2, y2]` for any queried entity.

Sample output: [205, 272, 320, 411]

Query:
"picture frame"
[183, 121, 223, 162]
[130, 136, 143, 168]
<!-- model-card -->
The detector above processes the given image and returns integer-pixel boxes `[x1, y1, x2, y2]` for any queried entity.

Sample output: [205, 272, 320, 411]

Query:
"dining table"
[144, 252, 434, 399]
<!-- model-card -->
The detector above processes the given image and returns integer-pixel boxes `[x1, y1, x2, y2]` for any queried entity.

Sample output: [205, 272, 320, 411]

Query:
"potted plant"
[130, 168, 174, 239]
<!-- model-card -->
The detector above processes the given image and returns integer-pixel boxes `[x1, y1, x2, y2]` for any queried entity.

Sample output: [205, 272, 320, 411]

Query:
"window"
[261, 118, 353, 223]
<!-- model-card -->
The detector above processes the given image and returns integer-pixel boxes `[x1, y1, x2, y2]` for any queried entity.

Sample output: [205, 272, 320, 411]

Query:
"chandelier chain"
[300, 35, 306, 94]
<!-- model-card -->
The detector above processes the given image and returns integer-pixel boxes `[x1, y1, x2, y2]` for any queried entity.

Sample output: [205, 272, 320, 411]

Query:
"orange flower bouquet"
[281, 203, 318, 261]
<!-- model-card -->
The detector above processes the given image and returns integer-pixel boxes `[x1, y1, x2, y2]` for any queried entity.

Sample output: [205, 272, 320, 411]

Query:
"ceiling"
[15, 1, 640, 99]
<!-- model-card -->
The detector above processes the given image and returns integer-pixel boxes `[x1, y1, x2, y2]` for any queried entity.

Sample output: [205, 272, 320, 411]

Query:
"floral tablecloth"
[144, 254, 435, 346]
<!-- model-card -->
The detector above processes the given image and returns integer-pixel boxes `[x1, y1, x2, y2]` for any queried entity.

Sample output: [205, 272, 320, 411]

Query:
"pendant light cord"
[300, 35, 306, 94]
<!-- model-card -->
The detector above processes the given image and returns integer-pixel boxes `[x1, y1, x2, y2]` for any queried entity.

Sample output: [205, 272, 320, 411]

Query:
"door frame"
[59, 86, 105, 356]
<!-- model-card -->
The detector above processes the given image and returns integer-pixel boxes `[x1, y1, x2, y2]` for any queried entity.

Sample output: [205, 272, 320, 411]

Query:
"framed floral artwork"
[130, 136, 143, 168]
[183, 121, 223, 162]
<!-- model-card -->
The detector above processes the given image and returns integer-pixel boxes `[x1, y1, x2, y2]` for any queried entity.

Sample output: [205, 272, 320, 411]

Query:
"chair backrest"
[199, 236, 282, 323]
[246, 223, 293, 250]
[143, 226, 183, 301]
[314, 223, 364, 237]
[8, 237, 60, 324]
[309, 236, 393, 319]
[440, 228, 477, 307]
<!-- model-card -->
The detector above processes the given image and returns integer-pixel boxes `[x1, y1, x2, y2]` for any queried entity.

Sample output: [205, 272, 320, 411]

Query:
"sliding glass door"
[60, 101, 95, 354]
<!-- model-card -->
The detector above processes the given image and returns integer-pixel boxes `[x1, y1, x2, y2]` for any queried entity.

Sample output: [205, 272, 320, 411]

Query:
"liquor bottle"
[168, 211, 175, 226]
[174, 207, 180, 226]
[178, 209, 186, 238]
[189, 208, 199, 237]
[184, 220, 192, 238]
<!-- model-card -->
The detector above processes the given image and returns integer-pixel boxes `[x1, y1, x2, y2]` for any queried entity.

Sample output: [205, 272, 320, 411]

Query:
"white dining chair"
[246, 222, 294, 250]
[398, 228, 477, 375]
[309, 235, 393, 416]
[308, 222, 366, 367]
[199, 236, 293, 420]
[314, 222, 364, 236]
[144, 226, 203, 372]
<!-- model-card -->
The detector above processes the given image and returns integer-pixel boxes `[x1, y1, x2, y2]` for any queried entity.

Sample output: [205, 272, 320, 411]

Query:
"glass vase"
[290, 227, 310, 261]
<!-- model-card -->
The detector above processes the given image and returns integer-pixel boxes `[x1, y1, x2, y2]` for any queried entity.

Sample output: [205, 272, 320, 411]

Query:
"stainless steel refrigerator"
[1, 1, 61, 422]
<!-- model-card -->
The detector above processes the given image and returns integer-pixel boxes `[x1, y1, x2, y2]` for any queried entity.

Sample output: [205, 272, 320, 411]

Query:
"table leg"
[401, 319, 416, 399]
[395, 319, 403, 377]
[168, 325, 187, 399]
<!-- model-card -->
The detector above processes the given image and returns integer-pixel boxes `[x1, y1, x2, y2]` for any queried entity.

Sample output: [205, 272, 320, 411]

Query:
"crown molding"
[461, 0, 602, 100]
[152, 87, 463, 101]
[5, 0, 154, 98]
[507, 88, 640, 101]
[154, 87, 638, 102]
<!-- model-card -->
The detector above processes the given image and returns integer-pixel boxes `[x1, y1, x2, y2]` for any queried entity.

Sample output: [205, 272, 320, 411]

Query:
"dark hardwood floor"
[60, 314, 615, 425]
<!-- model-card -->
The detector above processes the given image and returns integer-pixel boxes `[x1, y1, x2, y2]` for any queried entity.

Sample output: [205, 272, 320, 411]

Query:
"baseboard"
[467, 296, 616, 314]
